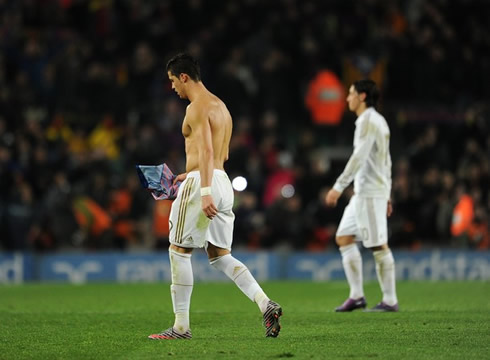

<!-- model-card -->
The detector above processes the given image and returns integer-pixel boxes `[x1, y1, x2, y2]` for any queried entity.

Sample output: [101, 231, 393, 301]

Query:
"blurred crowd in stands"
[0, 0, 488, 252]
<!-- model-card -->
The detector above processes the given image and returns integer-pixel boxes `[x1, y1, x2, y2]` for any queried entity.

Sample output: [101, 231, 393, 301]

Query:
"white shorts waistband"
[186, 169, 227, 178]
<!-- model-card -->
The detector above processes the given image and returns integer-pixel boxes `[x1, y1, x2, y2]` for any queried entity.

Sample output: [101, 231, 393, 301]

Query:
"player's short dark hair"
[353, 79, 379, 108]
[166, 53, 201, 81]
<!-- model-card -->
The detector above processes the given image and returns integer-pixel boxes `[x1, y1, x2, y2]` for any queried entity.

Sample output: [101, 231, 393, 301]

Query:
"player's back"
[354, 107, 391, 198]
[207, 94, 232, 170]
[183, 92, 232, 172]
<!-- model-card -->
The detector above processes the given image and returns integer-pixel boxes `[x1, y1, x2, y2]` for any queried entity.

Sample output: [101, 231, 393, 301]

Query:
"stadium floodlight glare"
[232, 176, 248, 191]
[281, 184, 295, 198]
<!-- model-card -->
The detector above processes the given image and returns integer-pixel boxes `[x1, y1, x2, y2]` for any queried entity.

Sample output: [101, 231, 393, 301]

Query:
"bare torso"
[182, 92, 232, 172]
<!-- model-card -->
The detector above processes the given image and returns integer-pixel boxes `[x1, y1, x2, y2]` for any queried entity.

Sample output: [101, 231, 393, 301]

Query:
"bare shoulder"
[185, 100, 206, 124]
[203, 94, 228, 116]
[187, 94, 229, 127]
[209, 94, 230, 118]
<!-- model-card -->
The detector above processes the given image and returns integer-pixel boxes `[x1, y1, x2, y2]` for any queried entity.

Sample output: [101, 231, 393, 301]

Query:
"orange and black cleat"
[148, 327, 192, 340]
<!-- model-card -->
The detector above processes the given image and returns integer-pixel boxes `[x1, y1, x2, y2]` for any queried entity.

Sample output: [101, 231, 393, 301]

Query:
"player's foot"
[148, 327, 192, 340]
[263, 300, 282, 337]
[364, 302, 399, 312]
[335, 297, 367, 312]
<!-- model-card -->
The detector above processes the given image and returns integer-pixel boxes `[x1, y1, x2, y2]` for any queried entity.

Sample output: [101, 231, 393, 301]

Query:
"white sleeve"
[333, 119, 375, 194]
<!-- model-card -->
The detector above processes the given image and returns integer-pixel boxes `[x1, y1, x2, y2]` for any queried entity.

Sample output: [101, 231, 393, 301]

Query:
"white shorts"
[336, 195, 388, 248]
[169, 170, 235, 250]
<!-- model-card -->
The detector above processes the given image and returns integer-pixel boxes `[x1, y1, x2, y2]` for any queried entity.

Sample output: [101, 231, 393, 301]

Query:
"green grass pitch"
[0, 281, 489, 359]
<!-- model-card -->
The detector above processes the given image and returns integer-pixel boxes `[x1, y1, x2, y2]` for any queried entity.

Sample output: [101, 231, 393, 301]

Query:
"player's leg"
[148, 244, 194, 339]
[170, 245, 194, 332]
[206, 172, 281, 337]
[149, 176, 198, 340]
[207, 244, 267, 310]
[206, 171, 269, 313]
[207, 243, 282, 337]
[335, 235, 366, 311]
[367, 244, 398, 311]
[335, 197, 366, 312]
[360, 198, 398, 312]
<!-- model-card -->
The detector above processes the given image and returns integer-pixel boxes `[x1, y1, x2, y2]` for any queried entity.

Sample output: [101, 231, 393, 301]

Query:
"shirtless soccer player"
[148, 53, 282, 339]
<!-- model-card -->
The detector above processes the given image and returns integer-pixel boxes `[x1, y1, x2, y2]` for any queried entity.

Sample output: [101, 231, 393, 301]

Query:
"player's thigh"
[170, 243, 194, 254]
[336, 197, 361, 243]
[205, 172, 235, 251]
[336, 235, 356, 247]
[206, 209, 234, 251]
[169, 177, 208, 248]
[355, 197, 388, 248]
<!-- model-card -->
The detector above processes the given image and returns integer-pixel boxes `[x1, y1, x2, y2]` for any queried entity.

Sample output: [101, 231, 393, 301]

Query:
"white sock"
[373, 248, 398, 306]
[254, 289, 270, 314]
[339, 244, 364, 299]
[169, 249, 193, 334]
[210, 254, 269, 312]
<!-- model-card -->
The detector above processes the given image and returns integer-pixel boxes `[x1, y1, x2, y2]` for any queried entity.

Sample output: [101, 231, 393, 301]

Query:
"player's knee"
[369, 244, 389, 251]
[209, 255, 223, 266]
[336, 235, 355, 247]
[169, 244, 193, 254]
[206, 243, 230, 260]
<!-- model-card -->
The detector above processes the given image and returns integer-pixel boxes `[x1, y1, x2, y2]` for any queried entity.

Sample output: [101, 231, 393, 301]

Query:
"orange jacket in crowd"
[305, 70, 345, 125]
[451, 194, 474, 237]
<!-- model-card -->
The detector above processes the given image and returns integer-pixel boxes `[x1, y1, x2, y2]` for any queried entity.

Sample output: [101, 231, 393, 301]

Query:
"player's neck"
[186, 82, 208, 102]
[355, 104, 368, 117]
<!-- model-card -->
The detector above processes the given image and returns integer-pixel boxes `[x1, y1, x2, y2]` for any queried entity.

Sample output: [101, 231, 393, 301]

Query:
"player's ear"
[359, 92, 367, 102]
[180, 73, 189, 83]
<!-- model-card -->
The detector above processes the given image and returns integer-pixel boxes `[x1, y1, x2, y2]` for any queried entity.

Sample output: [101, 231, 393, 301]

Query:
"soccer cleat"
[364, 302, 399, 312]
[335, 297, 367, 312]
[148, 327, 192, 340]
[263, 300, 282, 337]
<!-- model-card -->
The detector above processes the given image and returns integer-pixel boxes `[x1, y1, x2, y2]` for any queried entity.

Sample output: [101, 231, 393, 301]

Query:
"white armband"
[200, 187, 212, 196]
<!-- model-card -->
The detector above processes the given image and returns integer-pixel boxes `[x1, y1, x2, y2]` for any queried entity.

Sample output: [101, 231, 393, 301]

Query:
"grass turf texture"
[0, 281, 489, 359]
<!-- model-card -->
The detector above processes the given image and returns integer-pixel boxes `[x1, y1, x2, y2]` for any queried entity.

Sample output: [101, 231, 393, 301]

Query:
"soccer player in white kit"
[326, 79, 399, 312]
[148, 53, 282, 339]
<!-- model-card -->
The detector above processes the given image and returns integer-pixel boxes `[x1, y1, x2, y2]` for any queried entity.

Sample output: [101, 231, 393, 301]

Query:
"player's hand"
[201, 195, 218, 219]
[173, 173, 187, 184]
[387, 199, 393, 217]
[326, 189, 341, 207]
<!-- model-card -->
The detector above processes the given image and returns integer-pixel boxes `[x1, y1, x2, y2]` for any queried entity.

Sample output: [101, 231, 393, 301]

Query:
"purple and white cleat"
[364, 302, 399, 312]
[335, 297, 367, 312]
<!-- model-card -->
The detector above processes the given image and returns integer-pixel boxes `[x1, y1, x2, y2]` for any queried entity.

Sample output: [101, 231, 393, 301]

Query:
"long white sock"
[373, 248, 398, 306]
[169, 249, 193, 334]
[210, 254, 269, 313]
[339, 244, 364, 299]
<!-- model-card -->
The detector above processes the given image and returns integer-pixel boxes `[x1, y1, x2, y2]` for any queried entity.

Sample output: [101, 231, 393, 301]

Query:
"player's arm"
[187, 103, 218, 219]
[387, 164, 393, 217]
[173, 173, 188, 184]
[332, 119, 376, 193]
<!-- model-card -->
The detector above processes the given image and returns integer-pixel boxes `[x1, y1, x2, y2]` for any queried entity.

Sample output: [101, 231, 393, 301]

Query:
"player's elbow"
[200, 147, 214, 161]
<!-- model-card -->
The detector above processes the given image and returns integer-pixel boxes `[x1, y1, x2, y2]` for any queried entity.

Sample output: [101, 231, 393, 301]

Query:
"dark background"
[0, 0, 488, 252]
